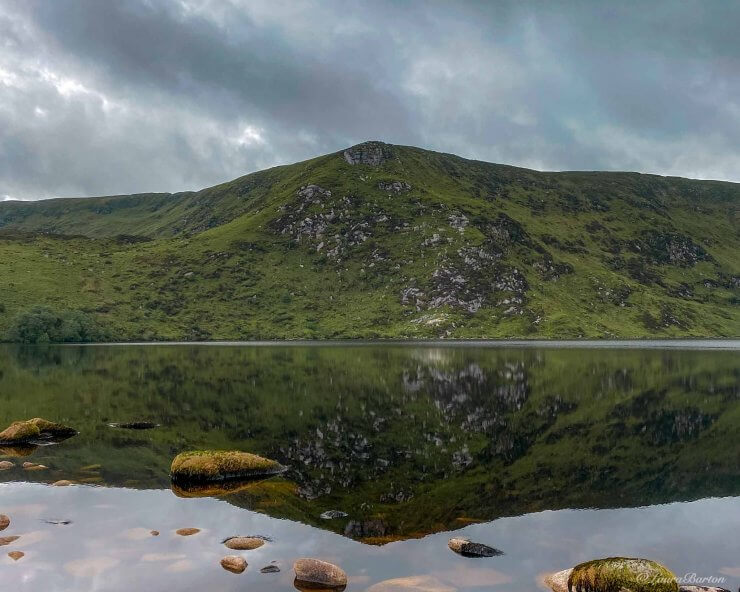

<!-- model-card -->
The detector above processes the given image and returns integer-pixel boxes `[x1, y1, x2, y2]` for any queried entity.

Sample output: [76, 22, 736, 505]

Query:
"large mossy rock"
[170, 450, 286, 483]
[563, 557, 678, 592]
[0, 418, 77, 445]
[0, 421, 40, 444]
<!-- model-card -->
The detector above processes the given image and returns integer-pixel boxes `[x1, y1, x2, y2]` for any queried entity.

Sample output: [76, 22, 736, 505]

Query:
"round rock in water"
[220, 555, 247, 574]
[52, 480, 74, 486]
[0, 461, 14, 470]
[567, 557, 678, 592]
[0, 515, 9, 531]
[22, 462, 48, 471]
[320, 510, 348, 520]
[8, 551, 24, 561]
[0, 536, 20, 546]
[448, 537, 503, 557]
[224, 536, 265, 550]
[294, 558, 348, 588]
[150, 530, 159, 536]
[261, 562, 280, 573]
[175, 528, 200, 536]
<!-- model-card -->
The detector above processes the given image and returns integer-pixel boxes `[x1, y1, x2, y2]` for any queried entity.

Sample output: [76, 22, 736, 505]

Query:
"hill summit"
[0, 141, 738, 341]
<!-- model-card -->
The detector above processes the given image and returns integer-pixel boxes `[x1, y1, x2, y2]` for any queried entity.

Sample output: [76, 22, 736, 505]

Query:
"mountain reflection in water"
[1, 343, 737, 544]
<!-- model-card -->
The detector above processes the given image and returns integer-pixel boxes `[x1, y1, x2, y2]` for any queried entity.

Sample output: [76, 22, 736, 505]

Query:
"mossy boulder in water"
[27, 418, 77, 438]
[0, 418, 76, 445]
[0, 421, 40, 444]
[546, 557, 678, 592]
[170, 450, 286, 482]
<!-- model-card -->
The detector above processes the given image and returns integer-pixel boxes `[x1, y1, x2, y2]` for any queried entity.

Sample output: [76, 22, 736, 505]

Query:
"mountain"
[0, 141, 738, 341]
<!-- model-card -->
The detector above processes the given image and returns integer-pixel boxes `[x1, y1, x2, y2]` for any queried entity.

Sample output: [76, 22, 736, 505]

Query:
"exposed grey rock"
[378, 180, 410, 193]
[343, 141, 392, 166]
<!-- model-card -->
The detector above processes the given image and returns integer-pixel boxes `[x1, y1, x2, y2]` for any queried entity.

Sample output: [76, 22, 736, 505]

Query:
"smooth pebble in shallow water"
[52, 480, 74, 486]
[175, 528, 200, 536]
[293, 558, 347, 588]
[8, 551, 24, 561]
[260, 562, 280, 573]
[22, 462, 47, 471]
[220, 555, 247, 574]
[0, 536, 20, 546]
[0, 461, 14, 470]
[150, 530, 159, 536]
[0, 515, 9, 531]
[224, 536, 264, 550]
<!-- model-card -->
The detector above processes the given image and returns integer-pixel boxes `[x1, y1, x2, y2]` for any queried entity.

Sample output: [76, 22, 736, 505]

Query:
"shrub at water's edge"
[4, 307, 111, 343]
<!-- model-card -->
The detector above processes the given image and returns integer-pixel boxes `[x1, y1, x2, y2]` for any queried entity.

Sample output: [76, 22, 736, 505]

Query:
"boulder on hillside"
[170, 450, 286, 483]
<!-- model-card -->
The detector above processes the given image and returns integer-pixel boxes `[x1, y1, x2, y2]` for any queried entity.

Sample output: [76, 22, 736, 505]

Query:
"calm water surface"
[0, 343, 738, 591]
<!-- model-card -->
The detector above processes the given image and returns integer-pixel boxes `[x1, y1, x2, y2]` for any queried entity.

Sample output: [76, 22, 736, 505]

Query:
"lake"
[0, 342, 738, 591]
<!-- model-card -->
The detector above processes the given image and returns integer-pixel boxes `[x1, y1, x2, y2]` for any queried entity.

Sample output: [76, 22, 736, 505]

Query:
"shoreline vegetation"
[1, 142, 738, 341]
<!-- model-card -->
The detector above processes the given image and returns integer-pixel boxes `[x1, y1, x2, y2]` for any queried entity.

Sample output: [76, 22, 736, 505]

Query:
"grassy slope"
[0, 142, 738, 340]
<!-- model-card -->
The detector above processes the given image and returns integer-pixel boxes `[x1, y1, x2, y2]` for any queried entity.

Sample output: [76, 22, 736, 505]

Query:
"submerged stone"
[108, 422, 160, 430]
[547, 557, 679, 592]
[261, 562, 281, 573]
[223, 536, 265, 550]
[0, 536, 20, 546]
[0, 515, 9, 531]
[170, 450, 286, 483]
[22, 462, 48, 471]
[0, 461, 14, 470]
[8, 551, 24, 561]
[175, 528, 200, 536]
[294, 558, 347, 589]
[448, 537, 503, 557]
[220, 555, 247, 574]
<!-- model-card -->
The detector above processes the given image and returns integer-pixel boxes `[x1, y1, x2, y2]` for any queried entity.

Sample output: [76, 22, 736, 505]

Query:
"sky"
[1, 0, 739, 201]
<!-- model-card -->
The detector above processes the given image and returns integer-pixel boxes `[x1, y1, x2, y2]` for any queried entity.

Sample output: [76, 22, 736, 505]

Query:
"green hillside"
[0, 141, 738, 340]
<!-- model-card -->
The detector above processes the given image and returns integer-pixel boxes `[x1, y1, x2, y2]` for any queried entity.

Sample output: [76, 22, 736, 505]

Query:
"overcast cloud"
[1, 0, 739, 201]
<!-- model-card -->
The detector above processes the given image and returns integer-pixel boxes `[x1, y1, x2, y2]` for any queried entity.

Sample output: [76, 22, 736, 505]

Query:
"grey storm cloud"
[1, 0, 740, 201]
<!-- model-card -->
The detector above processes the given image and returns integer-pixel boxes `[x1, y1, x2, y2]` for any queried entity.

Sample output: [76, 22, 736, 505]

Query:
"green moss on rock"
[170, 450, 286, 483]
[27, 418, 78, 438]
[568, 557, 678, 592]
